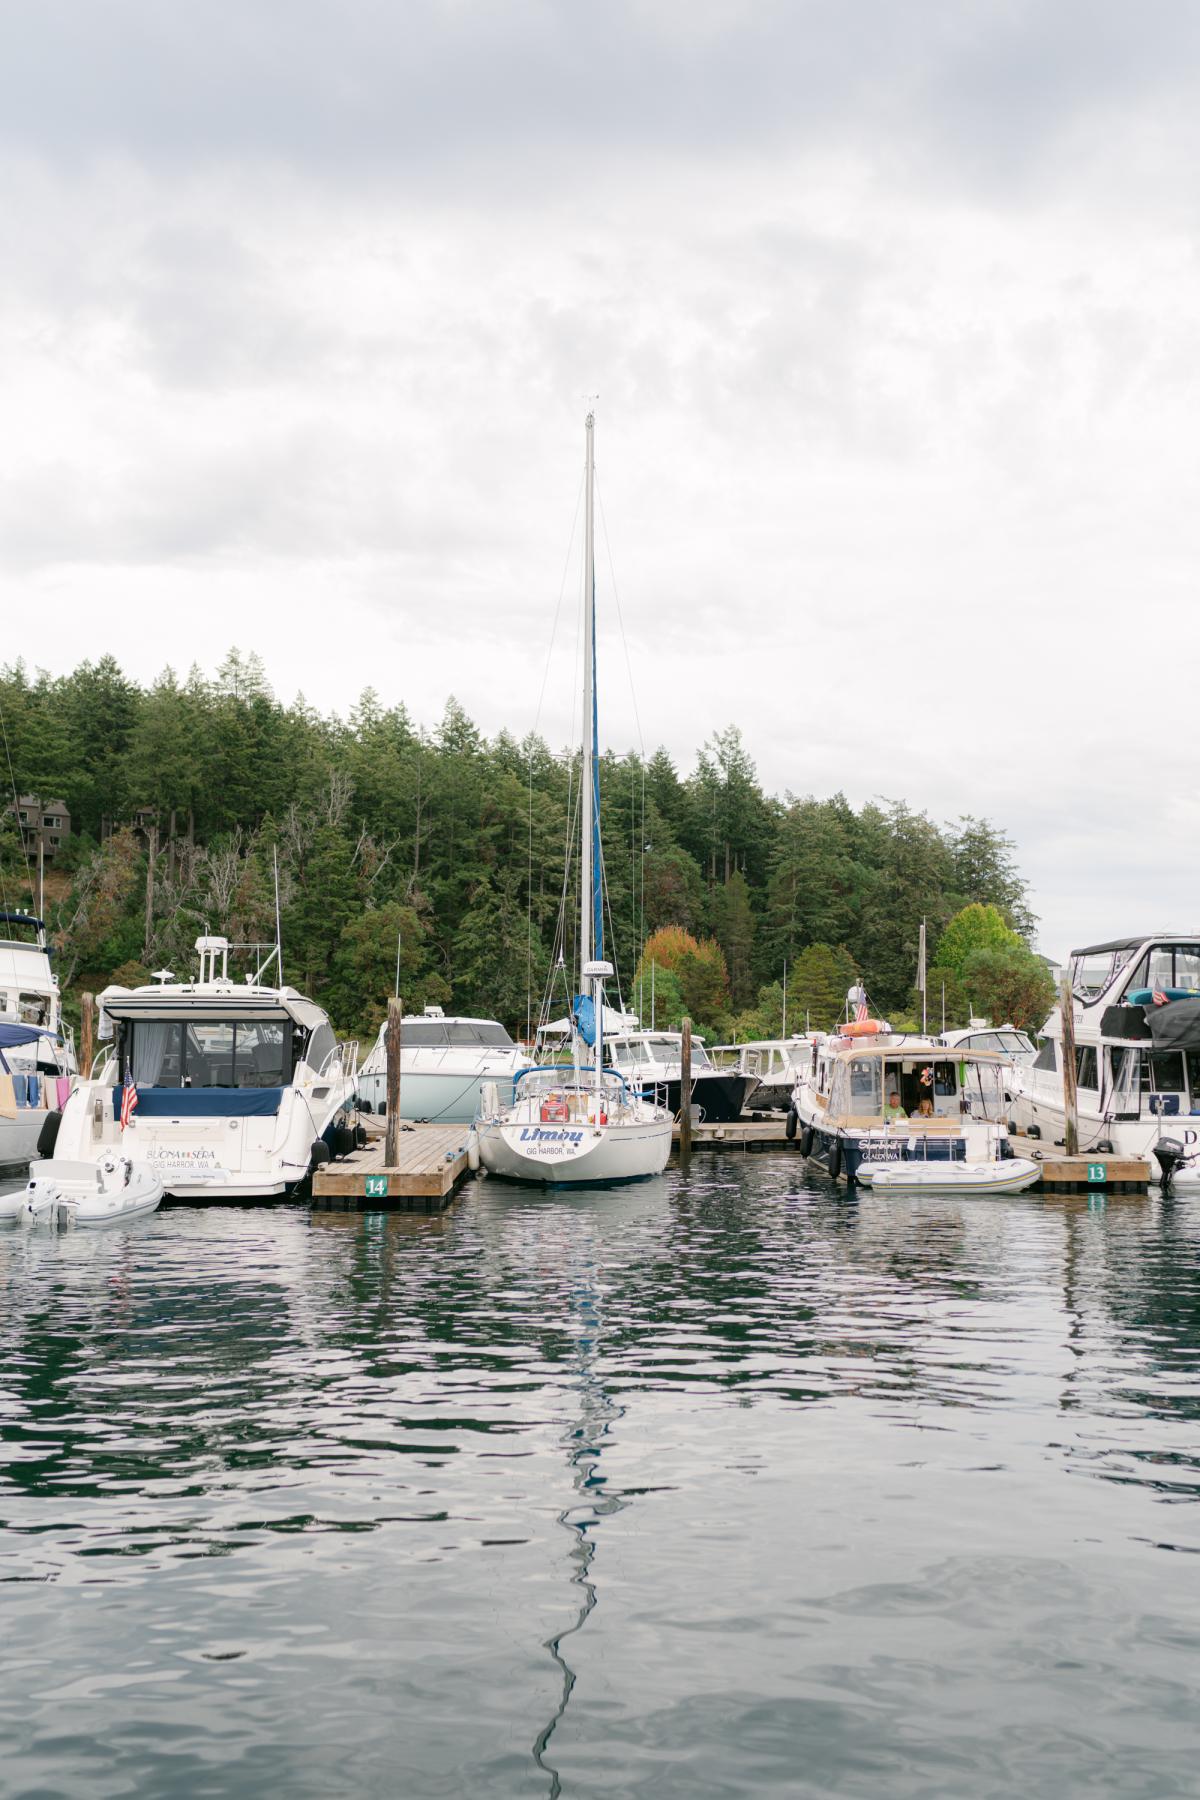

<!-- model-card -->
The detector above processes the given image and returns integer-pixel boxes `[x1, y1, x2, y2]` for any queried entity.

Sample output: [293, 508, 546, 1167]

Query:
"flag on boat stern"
[120, 1072, 139, 1130]
[1153, 989, 1170, 1006]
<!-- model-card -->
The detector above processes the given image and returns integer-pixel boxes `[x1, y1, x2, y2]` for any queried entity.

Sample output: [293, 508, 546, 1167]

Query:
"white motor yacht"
[709, 1036, 819, 1113]
[1012, 932, 1200, 1179]
[358, 1005, 528, 1123]
[0, 909, 76, 1167]
[48, 936, 357, 1199]
[605, 1029, 754, 1122]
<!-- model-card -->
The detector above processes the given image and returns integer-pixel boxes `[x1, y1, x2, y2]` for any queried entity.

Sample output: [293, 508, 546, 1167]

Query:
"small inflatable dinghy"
[24, 1156, 164, 1226]
[855, 1157, 1041, 1195]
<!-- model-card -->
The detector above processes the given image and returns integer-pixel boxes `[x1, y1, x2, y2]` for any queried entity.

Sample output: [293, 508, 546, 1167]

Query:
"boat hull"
[855, 1158, 1041, 1195]
[0, 1111, 49, 1169]
[357, 1067, 521, 1125]
[639, 1071, 754, 1123]
[477, 1116, 672, 1186]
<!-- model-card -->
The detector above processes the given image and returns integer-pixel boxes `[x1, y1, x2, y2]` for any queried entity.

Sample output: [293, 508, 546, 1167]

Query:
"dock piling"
[384, 996, 403, 1167]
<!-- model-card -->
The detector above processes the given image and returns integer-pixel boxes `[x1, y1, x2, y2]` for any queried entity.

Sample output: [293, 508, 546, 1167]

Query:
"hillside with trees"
[0, 652, 1053, 1042]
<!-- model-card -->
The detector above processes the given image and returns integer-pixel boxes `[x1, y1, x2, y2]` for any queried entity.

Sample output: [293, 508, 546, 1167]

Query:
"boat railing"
[90, 1042, 114, 1081]
[324, 1040, 359, 1083]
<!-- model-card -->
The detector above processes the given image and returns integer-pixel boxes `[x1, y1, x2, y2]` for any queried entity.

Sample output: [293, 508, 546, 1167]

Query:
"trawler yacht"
[357, 1005, 528, 1123]
[0, 909, 76, 1167]
[790, 1011, 1037, 1193]
[1013, 932, 1200, 1171]
[46, 936, 356, 1199]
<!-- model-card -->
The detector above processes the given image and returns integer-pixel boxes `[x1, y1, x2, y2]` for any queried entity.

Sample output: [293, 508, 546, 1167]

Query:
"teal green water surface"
[2, 1158, 1199, 1797]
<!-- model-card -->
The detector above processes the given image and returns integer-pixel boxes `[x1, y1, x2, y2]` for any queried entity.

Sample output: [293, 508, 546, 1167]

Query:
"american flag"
[119, 1072, 139, 1130]
[855, 998, 869, 1023]
[1153, 989, 1170, 1007]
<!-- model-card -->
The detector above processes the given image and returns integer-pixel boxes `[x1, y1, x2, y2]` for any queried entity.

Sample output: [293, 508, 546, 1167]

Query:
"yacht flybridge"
[46, 936, 357, 1199]
[0, 910, 76, 1168]
[1013, 932, 1200, 1173]
[476, 414, 673, 1186]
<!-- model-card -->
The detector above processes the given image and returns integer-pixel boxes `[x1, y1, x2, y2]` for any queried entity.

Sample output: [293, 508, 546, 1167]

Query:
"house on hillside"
[6, 795, 71, 863]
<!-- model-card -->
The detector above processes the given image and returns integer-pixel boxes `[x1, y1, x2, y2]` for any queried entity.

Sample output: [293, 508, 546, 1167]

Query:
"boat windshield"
[400, 1020, 513, 1048]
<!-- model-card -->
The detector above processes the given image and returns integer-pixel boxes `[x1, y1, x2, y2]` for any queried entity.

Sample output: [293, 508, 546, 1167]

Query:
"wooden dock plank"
[312, 1123, 471, 1207]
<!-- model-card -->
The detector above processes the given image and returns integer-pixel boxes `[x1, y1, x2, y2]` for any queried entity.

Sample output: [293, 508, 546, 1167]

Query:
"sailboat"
[475, 415, 674, 1185]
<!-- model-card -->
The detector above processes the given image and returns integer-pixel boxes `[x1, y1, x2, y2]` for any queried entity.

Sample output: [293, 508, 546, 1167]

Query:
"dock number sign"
[1087, 1162, 1106, 1185]
[365, 1175, 389, 1198]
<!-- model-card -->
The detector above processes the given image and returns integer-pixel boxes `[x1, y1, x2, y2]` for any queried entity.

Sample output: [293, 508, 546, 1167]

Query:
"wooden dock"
[312, 1124, 471, 1210]
[673, 1117, 796, 1150]
[671, 1119, 1152, 1191]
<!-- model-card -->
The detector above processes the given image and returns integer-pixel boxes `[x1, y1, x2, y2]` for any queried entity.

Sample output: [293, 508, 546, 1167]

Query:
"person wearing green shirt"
[885, 1090, 907, 1122]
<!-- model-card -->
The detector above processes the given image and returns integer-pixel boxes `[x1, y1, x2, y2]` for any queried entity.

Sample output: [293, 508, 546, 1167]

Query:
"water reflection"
[2, 1162, 1200, 1795]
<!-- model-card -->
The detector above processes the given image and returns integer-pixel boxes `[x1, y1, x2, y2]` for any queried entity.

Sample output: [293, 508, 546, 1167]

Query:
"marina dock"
[673, 1118, 1152, 1191]
[312, 1123, 471, 1210]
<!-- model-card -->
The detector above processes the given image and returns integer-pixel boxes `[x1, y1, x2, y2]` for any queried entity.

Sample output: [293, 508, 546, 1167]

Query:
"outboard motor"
[1154, 1137, 1186, 1192]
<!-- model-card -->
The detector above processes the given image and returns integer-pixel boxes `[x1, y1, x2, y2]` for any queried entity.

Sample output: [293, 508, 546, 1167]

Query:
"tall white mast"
[580, 411, 595, 978]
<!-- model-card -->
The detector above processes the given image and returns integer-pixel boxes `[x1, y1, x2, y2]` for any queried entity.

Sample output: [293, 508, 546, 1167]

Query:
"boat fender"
[332, 1122, 358, 1159]
[800, 1125, 815, 1158]
[467, 1130, 480, 1173]
[37, 1110, 62, 1158]
[785, 1106, 798, 1141]
[310, 1139, 332, 1169]
[828, 1137, 843, 1181]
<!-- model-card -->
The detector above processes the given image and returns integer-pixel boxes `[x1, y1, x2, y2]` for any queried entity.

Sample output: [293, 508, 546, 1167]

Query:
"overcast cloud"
[2, 0, 1199, 958]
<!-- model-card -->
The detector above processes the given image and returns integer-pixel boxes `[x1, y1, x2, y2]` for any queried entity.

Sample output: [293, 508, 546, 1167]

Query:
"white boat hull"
[357, 1067, 521, 1125]
[0, 1111, 47, 1169]
[855, 1158, 1041, 1195]
[477, 1116, 672, 1185]
[22, 1156, 165, 1225]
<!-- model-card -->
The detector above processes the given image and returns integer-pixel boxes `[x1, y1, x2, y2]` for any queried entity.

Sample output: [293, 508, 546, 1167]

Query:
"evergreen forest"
[0, 652, 1055, 1045]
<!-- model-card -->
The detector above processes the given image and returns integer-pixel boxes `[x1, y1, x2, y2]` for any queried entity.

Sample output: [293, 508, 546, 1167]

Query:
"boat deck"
[312, 1123, 470, 1210]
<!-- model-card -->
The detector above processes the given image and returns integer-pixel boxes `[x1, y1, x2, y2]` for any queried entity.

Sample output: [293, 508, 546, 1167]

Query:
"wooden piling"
[81, 992, 94, 1078]
[384, 996, 403, 1167]
[1059, 974, 1079, 1157]
[679, 1015, 692, 1166]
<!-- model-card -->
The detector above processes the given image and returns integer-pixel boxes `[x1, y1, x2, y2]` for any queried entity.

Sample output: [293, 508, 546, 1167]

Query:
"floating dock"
[673, 1118, 1152, 1190]
[312, 1123, 470, 1210]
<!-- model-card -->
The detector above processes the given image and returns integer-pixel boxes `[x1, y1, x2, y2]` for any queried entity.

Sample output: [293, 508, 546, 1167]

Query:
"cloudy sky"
[2, 0, 1199, 959]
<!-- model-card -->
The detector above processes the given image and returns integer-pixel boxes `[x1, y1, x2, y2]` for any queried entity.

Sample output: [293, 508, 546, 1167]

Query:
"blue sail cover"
[573, 994, 597, 1047]
[591, 573, 603, 961]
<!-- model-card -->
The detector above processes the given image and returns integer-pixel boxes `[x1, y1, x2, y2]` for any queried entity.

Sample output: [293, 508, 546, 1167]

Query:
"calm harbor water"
[2, 1156, 1199, 1798]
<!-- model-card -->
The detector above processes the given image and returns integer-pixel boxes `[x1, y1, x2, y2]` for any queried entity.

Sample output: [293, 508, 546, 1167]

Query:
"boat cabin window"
[402, 1020, 514, 1048]
[1075, 1046, 1098, 1090]
[829, 1058, 882, 1116]
[1141, 1050, 1185, 1097]
[18, 992, 49, 1025]
[994, 1031, 1034, 1057]
[1033, 1039, 1057, 1072]
[1071, 951, 1120, 999]
[123, 1019, 290, 1088]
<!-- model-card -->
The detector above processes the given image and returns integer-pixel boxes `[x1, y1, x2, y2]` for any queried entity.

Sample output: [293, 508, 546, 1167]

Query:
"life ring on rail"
[840, 1019, 885, 1038]
[800, 1125, 815, 1158]
[828, 1137, 843, 1181]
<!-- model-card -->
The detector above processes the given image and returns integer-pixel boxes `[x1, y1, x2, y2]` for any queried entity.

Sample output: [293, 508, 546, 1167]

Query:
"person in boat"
[916, 1097, 934, 1119]
[885, 1090, 907, 1121]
